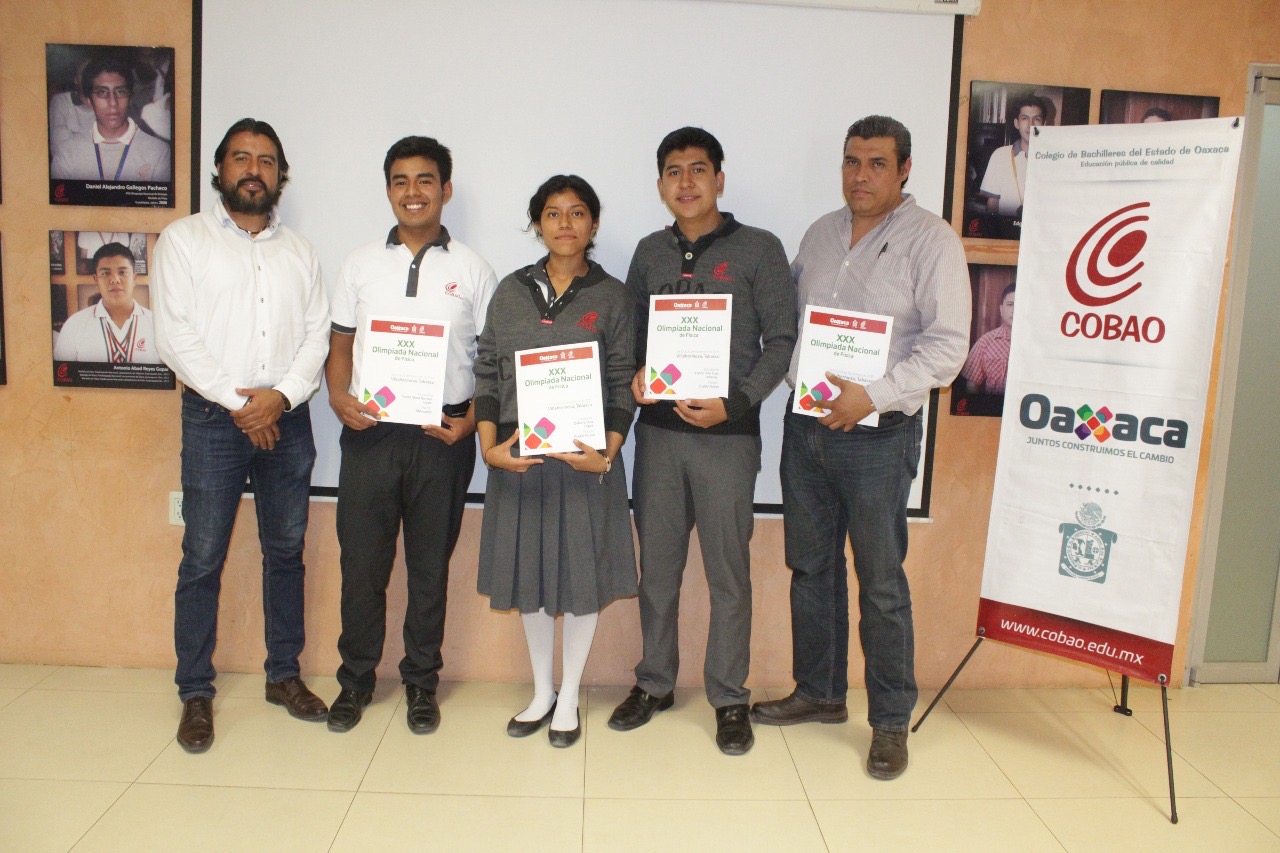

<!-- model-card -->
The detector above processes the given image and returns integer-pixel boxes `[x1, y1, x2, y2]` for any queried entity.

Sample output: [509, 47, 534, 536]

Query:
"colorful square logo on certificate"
[361, 385, 396, 418]
[798, 380, 835, 413]
[648, 363, 682, 395]
[522, 417, 556, 450]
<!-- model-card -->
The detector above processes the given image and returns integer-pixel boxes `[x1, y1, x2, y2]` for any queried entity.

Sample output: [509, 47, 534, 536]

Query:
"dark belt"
[442, 398, 472, 418]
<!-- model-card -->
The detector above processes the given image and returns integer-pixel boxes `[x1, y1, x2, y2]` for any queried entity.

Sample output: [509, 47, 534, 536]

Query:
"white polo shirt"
[330, 226, 497, 407]
[54, 301, 160, 363]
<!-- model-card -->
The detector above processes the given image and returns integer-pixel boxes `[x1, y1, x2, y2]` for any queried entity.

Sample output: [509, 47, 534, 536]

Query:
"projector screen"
[198, 0, 960, 511]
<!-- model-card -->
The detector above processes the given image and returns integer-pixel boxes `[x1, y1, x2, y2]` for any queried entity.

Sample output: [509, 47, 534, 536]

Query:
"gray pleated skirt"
[478, 454, 638, 615]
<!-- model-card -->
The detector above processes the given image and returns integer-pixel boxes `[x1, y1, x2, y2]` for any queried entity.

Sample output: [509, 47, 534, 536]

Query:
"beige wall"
[2, 0, 1278, 692]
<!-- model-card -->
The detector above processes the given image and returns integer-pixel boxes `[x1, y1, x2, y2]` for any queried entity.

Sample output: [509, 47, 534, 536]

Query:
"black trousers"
[335, 423, 475, 692]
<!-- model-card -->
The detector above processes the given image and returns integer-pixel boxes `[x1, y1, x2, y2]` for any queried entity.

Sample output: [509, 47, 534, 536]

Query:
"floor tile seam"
[355, 787, 588, 799]
[124, 779, 363, 794]
[1020, 798, 1086, 853]
[65, 778, 133, 853]
[352, 692, 408, 793]
[949, 706, 1041, 802]
[1121, 713, 1234, 798]
[773, 724, 834, 853]
[323, 789, 359, 853]
[1230, 795, 1280, 842]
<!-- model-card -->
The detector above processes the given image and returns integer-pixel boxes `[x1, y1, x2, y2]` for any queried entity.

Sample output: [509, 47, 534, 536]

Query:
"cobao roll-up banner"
[977, 118, 1243, 682]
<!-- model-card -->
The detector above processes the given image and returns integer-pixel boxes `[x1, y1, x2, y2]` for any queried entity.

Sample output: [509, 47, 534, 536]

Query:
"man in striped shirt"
[751, 116, 970, 781]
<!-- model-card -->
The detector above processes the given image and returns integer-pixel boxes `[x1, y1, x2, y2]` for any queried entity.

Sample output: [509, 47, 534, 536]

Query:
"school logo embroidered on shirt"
[577, 311, 599, 333]
[712, 261, 733, 281]
[444, 282, 462, 298]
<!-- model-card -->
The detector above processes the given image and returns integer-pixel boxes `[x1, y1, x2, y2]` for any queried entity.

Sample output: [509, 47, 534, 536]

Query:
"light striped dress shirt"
[788, 195, 971, 416]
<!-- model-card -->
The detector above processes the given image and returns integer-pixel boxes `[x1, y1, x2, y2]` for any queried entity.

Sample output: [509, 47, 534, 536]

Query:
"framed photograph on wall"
[963, 81, 1090, 241]
[1, 235, 7, 385]
[1099, 89, 1220, 125]
[46, 43, 175, 209]
[50, 230, 174, 389]
[951, 263, 1017, 418]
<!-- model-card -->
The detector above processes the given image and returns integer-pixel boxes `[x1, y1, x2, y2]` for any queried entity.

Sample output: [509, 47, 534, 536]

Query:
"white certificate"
[643, 294, 732, 399]
[792, 305, 894, 427]
[358, 314, 451, 426]
[514, 341, 605, 456]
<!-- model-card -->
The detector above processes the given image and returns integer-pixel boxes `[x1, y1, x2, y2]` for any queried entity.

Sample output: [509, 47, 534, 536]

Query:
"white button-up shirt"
[152, 197, 330, 410]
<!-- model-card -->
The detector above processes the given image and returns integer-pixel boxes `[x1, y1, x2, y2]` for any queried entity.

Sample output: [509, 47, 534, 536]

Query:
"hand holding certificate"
[642, 295, 732, 400]
[792, 306, 893, 428]
[357, 315, 451, 426]
[514, 342, 606, 456]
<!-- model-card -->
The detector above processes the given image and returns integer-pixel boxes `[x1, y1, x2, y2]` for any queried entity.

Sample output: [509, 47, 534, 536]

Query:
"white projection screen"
[198, 0, 960, 513]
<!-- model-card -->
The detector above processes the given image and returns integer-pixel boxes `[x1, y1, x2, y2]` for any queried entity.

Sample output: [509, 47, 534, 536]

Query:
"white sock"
[552, 611, 598, 731]
[515, 609, 557, 722]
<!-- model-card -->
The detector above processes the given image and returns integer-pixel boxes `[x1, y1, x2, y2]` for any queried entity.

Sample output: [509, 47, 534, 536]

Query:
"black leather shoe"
[507, 700, 557, 738]
[405, 684, 441, 734]
[327, 688, 373, 733]
[548, 710, 581, 748]
[867, 728, 908, 780]
[265, 676, 328, 721]
[177, 696, 214, 753]
[714, 704, 754, 755]
[608, 686, 674, 731]
[751, 691, 848, 726]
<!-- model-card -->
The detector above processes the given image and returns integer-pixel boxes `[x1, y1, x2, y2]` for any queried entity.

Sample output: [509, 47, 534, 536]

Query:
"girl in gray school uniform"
[473, 175, 637, 747]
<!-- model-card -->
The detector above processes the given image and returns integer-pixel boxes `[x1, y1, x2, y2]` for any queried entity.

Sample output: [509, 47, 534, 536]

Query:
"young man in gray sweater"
[608, 127, 796, 755]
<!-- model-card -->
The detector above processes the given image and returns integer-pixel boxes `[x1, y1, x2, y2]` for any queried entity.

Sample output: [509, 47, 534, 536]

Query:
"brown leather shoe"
[867, 728, 908, 780]
[751, 691, 848, 726]
[265, 676, 328, 721]
[177, 696, 214, 753]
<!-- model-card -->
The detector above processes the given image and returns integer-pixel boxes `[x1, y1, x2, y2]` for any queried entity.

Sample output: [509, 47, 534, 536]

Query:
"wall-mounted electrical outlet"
[169, 491, 185, 526]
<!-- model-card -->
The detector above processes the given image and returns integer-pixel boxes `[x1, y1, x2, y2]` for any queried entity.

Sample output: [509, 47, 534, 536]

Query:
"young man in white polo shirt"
[325, 136, 497, 734]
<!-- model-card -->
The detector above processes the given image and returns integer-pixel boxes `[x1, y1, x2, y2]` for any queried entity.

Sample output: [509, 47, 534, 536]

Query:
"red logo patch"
[54, 184, 68, 202]
[1066, 202, 1149, 307]
[577, 311, 600, 333]
[56, 363, 71, 382]
[444, 281, 461, 298]
[712, 261, 733, 281]
[137, 338, 148, 351]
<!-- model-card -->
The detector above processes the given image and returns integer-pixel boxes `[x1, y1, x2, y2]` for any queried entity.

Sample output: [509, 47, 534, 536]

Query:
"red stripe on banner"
[518, 345, 595, 367]
[808, 310, 888, 334]
[653, 298, 729, 311]
[977, 598, 1174, 684]
[370, 320, 444, 336]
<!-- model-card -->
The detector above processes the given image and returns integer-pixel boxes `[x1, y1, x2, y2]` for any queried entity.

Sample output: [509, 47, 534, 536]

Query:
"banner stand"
[911, 629, 1179, 825]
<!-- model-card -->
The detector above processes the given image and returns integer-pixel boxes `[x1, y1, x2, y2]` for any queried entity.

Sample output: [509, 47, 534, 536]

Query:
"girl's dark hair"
[527, 174, 602, 257]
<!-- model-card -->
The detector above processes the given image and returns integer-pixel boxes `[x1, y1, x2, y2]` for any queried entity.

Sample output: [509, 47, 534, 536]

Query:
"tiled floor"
[1, 664, 1278, 851]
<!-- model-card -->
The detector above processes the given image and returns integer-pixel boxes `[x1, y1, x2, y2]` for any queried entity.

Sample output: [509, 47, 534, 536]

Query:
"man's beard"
[221, 178, 280, 215]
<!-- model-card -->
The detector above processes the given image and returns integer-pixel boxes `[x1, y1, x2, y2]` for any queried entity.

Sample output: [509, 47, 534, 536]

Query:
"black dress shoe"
[714, 704, 754, 755]
[265, 676, 328, 721]
[548, 710, 581, 748]
[177, 696, 214, 753]
[327, 688, 373, 733]
[751, 691, 848, 726]
[867, 728, 908, 780]
[607, 686, 674, 731]
[507, 701, 557, 738]
[405, 684, 440, 734]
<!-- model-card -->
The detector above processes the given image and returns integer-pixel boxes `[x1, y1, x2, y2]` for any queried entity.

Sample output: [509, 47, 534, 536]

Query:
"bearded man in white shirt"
[152, 118, 330, 753]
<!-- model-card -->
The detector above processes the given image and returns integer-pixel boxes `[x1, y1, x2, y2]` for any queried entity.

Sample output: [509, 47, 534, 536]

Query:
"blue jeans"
[781, 408, 921, 731]
[174, 393, 316, 701]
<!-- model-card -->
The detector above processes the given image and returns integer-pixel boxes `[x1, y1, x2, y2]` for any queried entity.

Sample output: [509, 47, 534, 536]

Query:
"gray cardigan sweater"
[474, 259, 636, 445]
[627, 214, 797, 436]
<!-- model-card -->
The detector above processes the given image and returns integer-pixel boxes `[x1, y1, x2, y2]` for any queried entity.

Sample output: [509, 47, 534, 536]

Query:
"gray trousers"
[632, 422, 761, 707]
